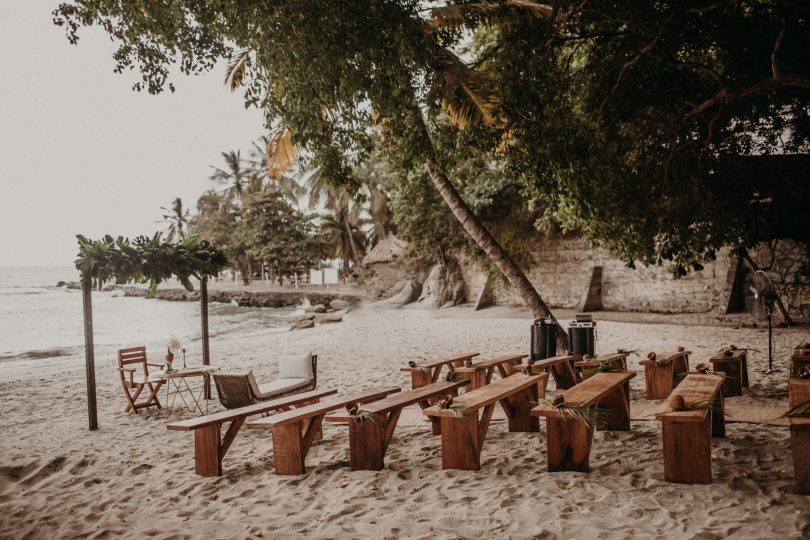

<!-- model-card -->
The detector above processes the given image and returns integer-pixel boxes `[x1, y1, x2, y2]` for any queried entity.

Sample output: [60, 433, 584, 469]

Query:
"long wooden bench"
[532, 371, 634, 473]
[400, 352, 479, 390]
[166, 388, 337, 476]
[423, 372, 549, 470]
[575, 352, 629, 380]
[654, 373, 725, 484]
[513, 354, 576, 389]
[246, 387, 400, 475]
[639, 350, 691, 399]
[324, 379, 469, 470]
[453, 353, 527, 390]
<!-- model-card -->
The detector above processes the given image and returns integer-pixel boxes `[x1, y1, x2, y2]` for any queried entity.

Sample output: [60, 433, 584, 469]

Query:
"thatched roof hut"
[362, 234, 406, 266]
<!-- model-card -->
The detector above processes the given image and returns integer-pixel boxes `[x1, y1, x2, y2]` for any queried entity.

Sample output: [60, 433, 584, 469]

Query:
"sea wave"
[0, 346, 81, 361]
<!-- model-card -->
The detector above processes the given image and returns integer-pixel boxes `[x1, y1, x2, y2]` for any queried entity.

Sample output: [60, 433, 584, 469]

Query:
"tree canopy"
[75, 233, 228, 294]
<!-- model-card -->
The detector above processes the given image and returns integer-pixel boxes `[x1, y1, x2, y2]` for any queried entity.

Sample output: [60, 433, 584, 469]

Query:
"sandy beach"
[1, 303, 809, 539]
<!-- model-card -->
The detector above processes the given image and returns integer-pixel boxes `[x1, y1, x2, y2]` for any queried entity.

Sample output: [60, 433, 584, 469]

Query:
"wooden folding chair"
[118, 346, 165, 413]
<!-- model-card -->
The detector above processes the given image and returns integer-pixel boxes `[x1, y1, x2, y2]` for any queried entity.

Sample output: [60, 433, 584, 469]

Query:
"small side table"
[157, 366, 219, 417]
[709, 350, 748, 397]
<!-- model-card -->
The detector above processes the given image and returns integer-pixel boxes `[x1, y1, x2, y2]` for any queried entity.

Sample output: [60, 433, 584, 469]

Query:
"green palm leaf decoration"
[782, 400, 810, 419]
[539, 396, 610, 431]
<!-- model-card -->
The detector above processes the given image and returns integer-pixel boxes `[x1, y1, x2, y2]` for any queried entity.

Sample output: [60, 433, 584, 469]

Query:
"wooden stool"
[639, 351, 690, 399]
[709, 349, 748, 396]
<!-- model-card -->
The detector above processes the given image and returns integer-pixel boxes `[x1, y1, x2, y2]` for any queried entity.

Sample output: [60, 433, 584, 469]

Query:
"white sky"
[0, 1, 264, 266]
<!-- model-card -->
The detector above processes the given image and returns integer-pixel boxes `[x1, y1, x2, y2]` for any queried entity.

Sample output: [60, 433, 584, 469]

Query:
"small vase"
[165, 353, 175, 372]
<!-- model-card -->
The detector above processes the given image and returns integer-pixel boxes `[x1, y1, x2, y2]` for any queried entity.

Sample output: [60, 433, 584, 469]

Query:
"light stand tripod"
[762, 290, 778, 374]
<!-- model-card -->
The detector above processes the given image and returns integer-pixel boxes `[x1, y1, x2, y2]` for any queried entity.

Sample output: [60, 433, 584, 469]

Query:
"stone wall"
[363, 235, 810, 320]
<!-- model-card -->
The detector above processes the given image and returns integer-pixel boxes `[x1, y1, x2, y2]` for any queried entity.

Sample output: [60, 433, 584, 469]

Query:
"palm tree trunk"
[411, 110, 569, 351]
[342, 210, 359, 266]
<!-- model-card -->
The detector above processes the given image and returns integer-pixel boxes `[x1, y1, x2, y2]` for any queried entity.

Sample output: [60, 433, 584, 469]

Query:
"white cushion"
[278, 353, 314, 380]
[256, 378, 311, 398]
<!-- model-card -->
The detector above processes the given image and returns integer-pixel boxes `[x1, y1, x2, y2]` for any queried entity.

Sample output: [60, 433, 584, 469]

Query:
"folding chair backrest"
[118, 346, 149, 375]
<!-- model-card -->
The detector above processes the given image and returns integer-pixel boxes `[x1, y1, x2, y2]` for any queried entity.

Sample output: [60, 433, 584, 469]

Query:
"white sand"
[1, 304, 808, 539]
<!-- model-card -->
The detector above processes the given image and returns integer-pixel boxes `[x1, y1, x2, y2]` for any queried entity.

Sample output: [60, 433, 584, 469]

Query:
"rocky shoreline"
[56, 281, 362, 309]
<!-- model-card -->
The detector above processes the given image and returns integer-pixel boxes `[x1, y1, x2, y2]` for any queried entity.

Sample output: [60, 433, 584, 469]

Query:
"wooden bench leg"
[600, 382, 631, 431]
[503, 385, 539, 433]
[662, 418, 712, 484]
[545, 416, 593, 472]
[348, 420, 386, 471]
[440, 414, 482, 470]
[410, 369, 432, 390]
[791, 425, 810, 495]
[272, 422, 306, 475]
[711, 391, 725, 438]
[194, 425, 222, 476]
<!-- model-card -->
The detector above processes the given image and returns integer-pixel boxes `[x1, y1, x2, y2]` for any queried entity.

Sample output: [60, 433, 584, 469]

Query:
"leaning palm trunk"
[410, 111, 569, 351]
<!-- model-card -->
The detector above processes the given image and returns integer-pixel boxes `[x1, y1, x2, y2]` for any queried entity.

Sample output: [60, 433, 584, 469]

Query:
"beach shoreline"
[1, 304, 808, 539]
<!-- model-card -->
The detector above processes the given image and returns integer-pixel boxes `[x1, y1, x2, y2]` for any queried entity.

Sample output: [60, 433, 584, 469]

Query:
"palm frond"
[523, 364, 544, 376]
[429, 1, 555, 31]
[783, 400, 810, 418]
[265, 124, 299, 179]
[582, 363, 623, 379]
[437, 395, 471, 419]
[431, 48, 497, 128]
[345, 402, 384, 426]
[224, 49, 251, 92]
[539, 396, 610, 431]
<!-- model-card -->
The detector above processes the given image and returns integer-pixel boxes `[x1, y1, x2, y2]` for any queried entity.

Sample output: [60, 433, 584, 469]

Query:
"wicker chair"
[213, 354, 318, 409]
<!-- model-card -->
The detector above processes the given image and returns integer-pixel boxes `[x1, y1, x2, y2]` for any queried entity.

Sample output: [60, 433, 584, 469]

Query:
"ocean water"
[0, 267, 294, 362]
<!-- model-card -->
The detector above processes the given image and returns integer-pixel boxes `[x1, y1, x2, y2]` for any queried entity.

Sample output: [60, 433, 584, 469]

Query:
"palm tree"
[209, 150, 253, 203]
[320, 203, 367, 271]
[221, 2, 569, 349]
[247, 136, 304, 205]
[159, 197, 190, 242]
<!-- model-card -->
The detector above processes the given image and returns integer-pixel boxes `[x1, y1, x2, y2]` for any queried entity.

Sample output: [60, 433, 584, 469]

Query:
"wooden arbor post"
[81, 279, 98, 430]
[201, 276, 211, 399]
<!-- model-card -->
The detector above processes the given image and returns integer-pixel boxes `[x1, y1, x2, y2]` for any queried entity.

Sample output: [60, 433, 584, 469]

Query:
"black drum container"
[530, 318, 557, 361]
[568, 321, 596, 357]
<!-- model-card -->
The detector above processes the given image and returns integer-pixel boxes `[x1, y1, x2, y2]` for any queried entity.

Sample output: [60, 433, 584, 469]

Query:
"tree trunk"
[408, 109, 569, 351]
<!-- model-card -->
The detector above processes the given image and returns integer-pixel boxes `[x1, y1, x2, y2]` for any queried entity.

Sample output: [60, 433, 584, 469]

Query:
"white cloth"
[256, 378, 311, 398]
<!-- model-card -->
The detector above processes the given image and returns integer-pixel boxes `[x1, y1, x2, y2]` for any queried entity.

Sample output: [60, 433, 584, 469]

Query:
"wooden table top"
[709, 349, 747, 362]
[156, 366, 219, 378]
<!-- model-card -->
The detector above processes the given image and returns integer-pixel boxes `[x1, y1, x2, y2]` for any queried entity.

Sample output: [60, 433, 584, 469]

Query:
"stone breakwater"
[117, 285, 360, 309]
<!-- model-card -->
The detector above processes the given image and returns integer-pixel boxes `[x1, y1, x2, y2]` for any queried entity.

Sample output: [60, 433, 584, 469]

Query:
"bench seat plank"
[424, 373, 545, 418]
[247, 387, 401, 429]
[399, 352, 480, 371]
[654, 374, 724, 423]
[166, 388, 337, 477]
[399, 352, 480, 391]
[166, 388, 337, 431]
[514, 355, 576, 389]
[326, 380, 467, 422]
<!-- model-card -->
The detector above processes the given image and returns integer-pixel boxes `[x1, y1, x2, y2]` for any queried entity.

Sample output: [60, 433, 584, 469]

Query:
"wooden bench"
[423, 372, 548, 470]
[324, 379, 468, 470]
[654, 374, 725, 484]
[400, 352, 480, 390]
[791, 352, 810, 377]
[532, 371, 634, 472]
[639, 350, 691, 399]
[166, 388, 337, 476]
[790, 417, 810, 495]
[709, 349, 748, 396]
[453, 353, 527, 390]
[513, 354, 577, 389]
[790, 377, 810, 408]
[575, 352, 629, 380]
[246, 387, 401, 475]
